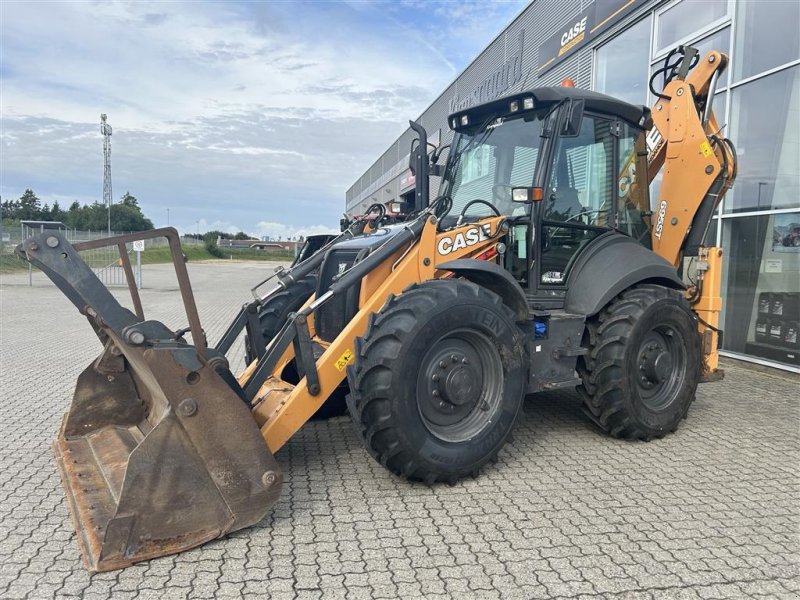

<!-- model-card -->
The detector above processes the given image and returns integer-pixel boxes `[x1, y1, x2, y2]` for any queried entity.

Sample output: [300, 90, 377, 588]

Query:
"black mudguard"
[437, 258, 529, 321]
[565, 232, 685, 316]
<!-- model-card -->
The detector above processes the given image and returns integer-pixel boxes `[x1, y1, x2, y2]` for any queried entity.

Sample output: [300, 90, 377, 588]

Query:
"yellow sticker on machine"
[700, 141, 713, 157]
[334, 349, 354, 371]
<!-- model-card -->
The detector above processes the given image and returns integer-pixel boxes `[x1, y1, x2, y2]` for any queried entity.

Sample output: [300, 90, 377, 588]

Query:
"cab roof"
[448, 87, 650, 132]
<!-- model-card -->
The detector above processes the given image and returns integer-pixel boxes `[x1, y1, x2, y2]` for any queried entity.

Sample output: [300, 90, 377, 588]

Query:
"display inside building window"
[460, 146, 492, 186]
[722, 213, 800, 366]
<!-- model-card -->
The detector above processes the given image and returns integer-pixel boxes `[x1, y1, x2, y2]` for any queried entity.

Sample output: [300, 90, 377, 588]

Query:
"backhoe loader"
[18, 46, 736, 571]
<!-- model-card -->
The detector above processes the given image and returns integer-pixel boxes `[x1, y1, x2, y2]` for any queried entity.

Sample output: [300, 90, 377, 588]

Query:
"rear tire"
[347, 280, 526, 484]
[244, 274, 317, 365]
[244, 274, 348, 419]
[578, 284, 701, 440]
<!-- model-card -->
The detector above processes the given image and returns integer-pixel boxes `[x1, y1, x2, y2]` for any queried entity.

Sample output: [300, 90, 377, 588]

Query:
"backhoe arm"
[646, 48, 736, 265]
[645, 47, 738, 378]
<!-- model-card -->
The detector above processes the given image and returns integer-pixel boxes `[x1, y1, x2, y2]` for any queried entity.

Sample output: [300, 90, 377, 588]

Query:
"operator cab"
[440, 87, 653, 302]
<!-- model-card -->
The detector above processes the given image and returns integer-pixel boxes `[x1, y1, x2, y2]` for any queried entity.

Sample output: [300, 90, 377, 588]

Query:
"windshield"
[441, 112, 547, 218]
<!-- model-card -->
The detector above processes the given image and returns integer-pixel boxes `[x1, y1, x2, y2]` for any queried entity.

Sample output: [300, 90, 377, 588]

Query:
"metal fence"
[1, 227, 202, 252]
[2, 227, 202, 287]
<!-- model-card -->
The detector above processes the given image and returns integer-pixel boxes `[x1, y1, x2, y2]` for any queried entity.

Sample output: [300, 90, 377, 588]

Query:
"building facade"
[346, 0, 800, 372]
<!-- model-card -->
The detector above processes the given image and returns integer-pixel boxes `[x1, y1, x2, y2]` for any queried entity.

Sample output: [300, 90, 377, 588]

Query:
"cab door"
[534, 112, 617, 294]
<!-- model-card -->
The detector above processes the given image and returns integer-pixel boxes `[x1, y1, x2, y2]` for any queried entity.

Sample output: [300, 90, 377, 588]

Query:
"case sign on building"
[537, 0, 642, 76]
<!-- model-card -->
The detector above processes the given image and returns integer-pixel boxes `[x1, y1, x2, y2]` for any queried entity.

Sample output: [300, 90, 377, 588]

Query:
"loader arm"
[644, 48, 737, 377]
[242, 213, 509, 452]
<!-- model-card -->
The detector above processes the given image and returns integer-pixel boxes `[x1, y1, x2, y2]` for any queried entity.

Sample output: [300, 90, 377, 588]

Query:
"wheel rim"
[416, 329, 504, 443]
[635, 324, 687, 411]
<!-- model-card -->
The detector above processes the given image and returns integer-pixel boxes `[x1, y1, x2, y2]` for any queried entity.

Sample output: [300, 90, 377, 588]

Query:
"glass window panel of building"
[733, 0, 800, 82]
[726, 66, 800, 214]
[721, 213, 800, 367]
[595, 17, 651, 105]
[655, 0, 728, 54]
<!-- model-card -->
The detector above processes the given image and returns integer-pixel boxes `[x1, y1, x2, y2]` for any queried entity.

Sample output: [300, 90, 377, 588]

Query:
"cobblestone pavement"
[1, 261, 798, 599]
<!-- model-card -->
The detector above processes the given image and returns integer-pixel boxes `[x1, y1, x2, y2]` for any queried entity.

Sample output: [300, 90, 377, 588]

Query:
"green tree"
[1, 199, 20, 220]
[64, 201, 84, 229]
[203, 230, 232, 244]
[120, 192, 139, 208]
[110, 203, 154, 231]
[234, 231, 251, 240]
[17, 189, 41, 220]
[50, 201, 65, 221]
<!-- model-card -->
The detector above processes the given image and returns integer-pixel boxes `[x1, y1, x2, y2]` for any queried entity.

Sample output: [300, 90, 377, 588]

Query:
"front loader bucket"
[18, 229, 282, 571]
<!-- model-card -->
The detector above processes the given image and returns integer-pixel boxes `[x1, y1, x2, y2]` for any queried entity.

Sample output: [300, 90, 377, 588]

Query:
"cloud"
[254, 221, 339, 240]
[0, 0, 527, 233]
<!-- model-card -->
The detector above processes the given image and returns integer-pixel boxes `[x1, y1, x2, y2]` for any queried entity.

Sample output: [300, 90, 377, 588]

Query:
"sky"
[1, 0, 528, 239]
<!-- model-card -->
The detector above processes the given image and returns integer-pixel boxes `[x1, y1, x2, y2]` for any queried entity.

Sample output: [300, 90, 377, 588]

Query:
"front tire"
[578, 284, 701, 440]
[347, 280, 526, 484]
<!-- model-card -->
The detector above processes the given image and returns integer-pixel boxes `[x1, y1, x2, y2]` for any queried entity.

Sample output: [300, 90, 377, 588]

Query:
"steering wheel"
[457, 199, 501, 224]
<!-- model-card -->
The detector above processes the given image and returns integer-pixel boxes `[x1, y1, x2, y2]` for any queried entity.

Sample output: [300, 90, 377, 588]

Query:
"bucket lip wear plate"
[52, 418, 221, 573]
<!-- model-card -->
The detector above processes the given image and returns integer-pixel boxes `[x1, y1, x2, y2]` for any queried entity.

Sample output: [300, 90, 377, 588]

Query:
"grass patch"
[138, 245, 292, 264]
[0, 253, 28, 274]
[0, 243, 291, 276]
[138, 245, 219, 264]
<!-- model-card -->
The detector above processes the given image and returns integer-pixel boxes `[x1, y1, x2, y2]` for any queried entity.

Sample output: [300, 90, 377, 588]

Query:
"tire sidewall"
[383, 292, 525, 473]
[622, 299, 700, 432]
[244, 275, 317, 364]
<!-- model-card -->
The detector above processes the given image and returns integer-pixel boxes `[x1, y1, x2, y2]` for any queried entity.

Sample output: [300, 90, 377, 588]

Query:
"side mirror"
[512, 187, 544, 203]
[561, 98, 585, 137]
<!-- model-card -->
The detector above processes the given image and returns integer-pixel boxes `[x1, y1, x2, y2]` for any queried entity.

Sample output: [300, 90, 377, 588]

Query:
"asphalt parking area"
[1, 261, 798, 599]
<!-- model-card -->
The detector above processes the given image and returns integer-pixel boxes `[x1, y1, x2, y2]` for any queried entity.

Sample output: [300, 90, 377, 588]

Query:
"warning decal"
[334, 349, 354, 371]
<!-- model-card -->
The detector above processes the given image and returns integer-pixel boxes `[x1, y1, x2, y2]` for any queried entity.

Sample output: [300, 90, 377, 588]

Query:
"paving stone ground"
[1, 260, 798, 599]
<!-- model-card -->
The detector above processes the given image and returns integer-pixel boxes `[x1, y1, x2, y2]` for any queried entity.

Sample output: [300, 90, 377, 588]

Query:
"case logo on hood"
[437, 224, 492, 256]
